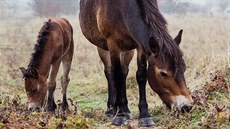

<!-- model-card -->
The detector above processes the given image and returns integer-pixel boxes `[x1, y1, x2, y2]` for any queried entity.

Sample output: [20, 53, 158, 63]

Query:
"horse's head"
[147, 30, 193, 112]
[20, 67, 47, 111]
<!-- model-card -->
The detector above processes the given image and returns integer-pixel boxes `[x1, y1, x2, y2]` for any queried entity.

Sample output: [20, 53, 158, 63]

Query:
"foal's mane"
[28, 19, 51, 68]
[136, 0, 183, 62]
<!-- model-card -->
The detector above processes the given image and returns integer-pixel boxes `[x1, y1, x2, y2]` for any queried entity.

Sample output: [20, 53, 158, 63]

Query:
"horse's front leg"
[107, 39, 129, 126]
[119, 50, 134, 119]
[136, 49, 155, 127]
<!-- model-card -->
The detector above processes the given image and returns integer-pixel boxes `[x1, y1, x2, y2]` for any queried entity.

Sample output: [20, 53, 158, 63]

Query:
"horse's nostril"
[181, 105, 193, 113]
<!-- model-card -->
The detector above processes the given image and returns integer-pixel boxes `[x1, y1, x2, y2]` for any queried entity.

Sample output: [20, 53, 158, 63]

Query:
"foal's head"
[20, 67, 47, 111]
[147, 30, 193, 112]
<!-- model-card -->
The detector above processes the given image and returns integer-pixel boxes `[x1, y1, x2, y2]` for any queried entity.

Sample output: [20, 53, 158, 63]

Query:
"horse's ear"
[174, 29, 183, 45]
[29, 68, 39, 79]
[149, 37, 159, 56]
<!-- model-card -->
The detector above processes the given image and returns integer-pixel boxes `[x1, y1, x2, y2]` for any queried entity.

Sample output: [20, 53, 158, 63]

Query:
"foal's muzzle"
[28, 102, 41, 111]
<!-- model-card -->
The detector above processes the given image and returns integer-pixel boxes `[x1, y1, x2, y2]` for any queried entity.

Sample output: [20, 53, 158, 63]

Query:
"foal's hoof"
[61, 104, 70, 113]
[112, 116, 127, 126]
[138, 117, 155, 127]
[61, 108, 70, 115]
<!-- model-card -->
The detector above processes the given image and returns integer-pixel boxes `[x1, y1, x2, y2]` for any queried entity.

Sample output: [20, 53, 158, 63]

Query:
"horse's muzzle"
[181, 104, 193, 113]
[172, 95, 193, 112]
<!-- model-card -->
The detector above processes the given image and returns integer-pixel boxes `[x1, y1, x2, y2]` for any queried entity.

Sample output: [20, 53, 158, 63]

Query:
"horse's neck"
[121, 1, 151, 54]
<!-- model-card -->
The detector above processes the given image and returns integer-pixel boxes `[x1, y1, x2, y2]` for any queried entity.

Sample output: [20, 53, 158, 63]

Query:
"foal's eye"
[31, 88, 38, 93]
[160, 72, 168, 77]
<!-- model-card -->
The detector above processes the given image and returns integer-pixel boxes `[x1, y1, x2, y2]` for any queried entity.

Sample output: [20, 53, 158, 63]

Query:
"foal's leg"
[97, 47, 115, 118]
[61, 41, 74, 112]
[120, 50, 134, 119]
[136, 49, 154, 127]
[45, 59, 62, 112]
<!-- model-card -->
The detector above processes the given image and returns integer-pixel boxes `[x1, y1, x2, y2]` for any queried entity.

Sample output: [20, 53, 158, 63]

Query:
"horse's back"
[80, 0, 138, 51]
[80, 0, 108, 49]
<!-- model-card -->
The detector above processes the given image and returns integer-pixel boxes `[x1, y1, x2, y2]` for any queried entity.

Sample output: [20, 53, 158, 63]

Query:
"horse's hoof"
[105, 113, 113, 119]
[105, 108, 115, 119]
[125, 112, 133, 119]
[112, 116, 127, 126]
[138, 117, 155, 127]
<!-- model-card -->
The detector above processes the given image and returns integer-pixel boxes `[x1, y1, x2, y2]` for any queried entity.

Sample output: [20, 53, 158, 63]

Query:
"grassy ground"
[0, 69, 229, 129]
[0, 14, 229, 128]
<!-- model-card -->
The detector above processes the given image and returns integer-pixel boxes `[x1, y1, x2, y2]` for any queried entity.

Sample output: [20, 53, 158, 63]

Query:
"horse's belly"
[79, 6, 108, 50]
[80, 24, 108, 50]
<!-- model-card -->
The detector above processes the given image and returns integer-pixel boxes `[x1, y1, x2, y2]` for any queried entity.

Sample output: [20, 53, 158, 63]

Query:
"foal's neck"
[36, 52, 52, 79]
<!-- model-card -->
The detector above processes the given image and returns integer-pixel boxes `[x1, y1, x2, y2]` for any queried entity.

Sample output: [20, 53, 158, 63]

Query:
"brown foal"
[20, 18, 74, 112]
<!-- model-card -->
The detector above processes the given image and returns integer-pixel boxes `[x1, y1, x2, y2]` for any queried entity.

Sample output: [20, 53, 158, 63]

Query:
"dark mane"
[28, 19, 51, 68]
[136, 0, 183, 65]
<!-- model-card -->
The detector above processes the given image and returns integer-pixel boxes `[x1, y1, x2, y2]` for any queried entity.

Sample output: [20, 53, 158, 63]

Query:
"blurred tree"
[0, 0, 6, 17]
[159, 0, 190, 15]
[28, 0, 79, 17]
[218, 0, 230, 12]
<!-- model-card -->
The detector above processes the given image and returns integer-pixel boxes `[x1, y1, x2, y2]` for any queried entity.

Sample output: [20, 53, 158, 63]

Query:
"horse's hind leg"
[97, 47, 115, 118]
[61, 41, 74, 112]
[136, 49, 154, 127]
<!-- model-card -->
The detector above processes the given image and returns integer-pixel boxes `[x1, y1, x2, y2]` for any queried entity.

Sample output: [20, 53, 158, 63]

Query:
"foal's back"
[43, 18, 73, 60]
[47, 18, 73, 48]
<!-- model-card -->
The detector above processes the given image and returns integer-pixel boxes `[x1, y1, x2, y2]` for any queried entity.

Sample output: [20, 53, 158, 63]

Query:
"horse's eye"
[160, 72, 168, 77]
[31, 88, 38, 93]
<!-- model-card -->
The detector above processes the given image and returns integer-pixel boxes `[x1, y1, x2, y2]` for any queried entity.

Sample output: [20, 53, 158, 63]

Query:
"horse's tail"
[28, 19, 52, 68]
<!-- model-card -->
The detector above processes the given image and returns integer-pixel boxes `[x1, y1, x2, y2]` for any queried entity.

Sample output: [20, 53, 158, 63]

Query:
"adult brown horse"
[20, 18, 74, 112]
[79, 0, 193, 127]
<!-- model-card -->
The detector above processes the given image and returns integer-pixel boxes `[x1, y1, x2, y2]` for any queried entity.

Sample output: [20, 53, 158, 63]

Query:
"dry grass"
[0, 13, 229, 128]
[165, 14, 230, 91]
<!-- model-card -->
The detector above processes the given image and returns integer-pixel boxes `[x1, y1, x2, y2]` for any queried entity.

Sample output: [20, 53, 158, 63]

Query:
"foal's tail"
[28, 19, 52, 68]
[62, 18, 73, 36]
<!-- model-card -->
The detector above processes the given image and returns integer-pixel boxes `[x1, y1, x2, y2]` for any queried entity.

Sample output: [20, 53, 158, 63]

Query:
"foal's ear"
[20, 67, 27, 75]
[19, 67, 38, 79]
[174, 29, 183, 45]
[149, 37, 159, 56]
